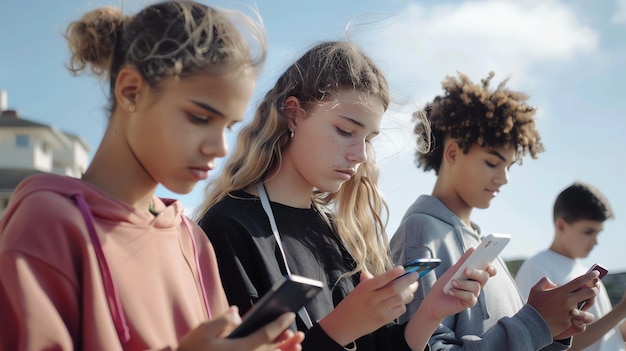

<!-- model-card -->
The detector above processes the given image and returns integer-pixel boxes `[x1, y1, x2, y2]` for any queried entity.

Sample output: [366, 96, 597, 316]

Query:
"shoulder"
[515, 253, 548, 287]
[392, 211, 449, 246]
[198, 192, 269, 242]
[202, 191, 262, 220]
[1, 184, 89, 285]
[2, 186, 83, 240]
[517, 251, 549, 273]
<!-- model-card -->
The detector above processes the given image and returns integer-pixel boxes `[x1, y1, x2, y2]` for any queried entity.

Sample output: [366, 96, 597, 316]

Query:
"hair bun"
[65, 6, 124, 78]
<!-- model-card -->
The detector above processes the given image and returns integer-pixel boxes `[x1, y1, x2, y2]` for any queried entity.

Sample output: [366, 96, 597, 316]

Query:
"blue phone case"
[401, 258, 441, 278]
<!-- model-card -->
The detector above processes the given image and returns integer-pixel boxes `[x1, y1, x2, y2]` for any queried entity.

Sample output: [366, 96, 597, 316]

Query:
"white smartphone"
[228, 274, 323, 338]
[443, 233, 511, 293]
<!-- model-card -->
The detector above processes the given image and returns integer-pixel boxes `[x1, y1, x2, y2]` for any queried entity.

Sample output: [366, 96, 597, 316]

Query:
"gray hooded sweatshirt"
[390, 195, 570, 351]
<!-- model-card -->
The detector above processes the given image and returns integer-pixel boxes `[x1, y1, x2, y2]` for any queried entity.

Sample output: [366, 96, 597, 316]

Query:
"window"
[16, 134, 29, 148]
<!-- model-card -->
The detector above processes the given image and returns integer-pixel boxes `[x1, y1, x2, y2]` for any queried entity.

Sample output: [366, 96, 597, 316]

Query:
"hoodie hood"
[404, 194, 481, 237]
[7, 173, 184, 230]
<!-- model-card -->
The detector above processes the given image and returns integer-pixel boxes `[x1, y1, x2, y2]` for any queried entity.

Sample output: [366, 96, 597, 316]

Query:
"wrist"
[318, 313, 356, 347]
[405, 305, 440, 350]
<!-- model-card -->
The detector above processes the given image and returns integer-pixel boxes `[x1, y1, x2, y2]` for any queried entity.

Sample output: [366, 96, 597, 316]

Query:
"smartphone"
[443, 233, 511, 293]
[577, 263, 608, 309]
[228, 274, 324, 338]
[398, 258, 441, 279]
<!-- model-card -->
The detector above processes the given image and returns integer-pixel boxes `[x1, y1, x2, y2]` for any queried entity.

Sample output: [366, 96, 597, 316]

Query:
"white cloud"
[612, 0, 626, 24]
[355, 0, 597, 97]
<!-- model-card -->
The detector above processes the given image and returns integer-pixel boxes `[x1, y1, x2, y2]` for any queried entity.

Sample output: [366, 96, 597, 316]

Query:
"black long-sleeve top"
[198, 191, 415, 351]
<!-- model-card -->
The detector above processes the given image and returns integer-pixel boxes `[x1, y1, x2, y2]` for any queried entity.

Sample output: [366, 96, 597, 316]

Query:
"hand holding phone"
[443, 233, 511, 293]
[397, 258, 441, 280]
[577, 263, 608, 309]
[228, 275, 323, 338]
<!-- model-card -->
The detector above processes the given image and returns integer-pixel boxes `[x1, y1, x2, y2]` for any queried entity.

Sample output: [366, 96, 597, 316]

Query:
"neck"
[548, 240, 571, 258]
[259, 162, 313, 209]
[431, 178, 473, 227]
[82, 118, 157, 212]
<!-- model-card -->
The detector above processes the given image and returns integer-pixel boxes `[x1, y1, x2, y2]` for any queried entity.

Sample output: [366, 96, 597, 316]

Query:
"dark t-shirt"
[199, 191, 413, 351]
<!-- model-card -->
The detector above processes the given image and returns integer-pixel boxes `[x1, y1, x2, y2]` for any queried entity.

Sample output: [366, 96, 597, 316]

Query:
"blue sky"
[2, 0, 626, 272]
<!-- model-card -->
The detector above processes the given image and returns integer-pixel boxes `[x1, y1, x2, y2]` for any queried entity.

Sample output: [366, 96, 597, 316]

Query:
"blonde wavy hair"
[195, 41, 393, 276]
[65, 0, 266, 111]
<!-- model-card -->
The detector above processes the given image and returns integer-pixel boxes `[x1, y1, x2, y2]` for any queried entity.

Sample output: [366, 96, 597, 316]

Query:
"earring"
[289, 129, 294, 139]
[128, 105, 136, 113]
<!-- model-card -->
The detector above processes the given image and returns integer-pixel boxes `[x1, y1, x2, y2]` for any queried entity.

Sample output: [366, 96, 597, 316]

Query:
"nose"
[201, 129, 228, 158]
[346, 140, 368, 164]
[494, 167, 509, 186]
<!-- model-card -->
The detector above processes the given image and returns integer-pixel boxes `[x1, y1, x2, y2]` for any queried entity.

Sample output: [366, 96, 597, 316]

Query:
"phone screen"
[400, 258, 441, 278]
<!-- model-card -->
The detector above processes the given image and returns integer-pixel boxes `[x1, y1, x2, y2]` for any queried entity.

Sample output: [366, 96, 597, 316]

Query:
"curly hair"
[414, 71, 545, 173]
[65, 0, 265, 112]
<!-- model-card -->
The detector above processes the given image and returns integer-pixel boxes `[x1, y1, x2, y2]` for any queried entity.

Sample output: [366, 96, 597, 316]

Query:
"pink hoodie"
[0, 174, 229, 350]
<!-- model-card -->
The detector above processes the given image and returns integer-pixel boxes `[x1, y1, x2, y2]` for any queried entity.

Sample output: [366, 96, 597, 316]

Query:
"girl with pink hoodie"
[0, 2, 303, 350]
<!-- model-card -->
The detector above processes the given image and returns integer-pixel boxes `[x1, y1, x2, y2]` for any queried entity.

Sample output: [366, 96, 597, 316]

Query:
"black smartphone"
[578, 263, 608, 309]
[398, 258, 441, 279]
[228, 274, 324, 338]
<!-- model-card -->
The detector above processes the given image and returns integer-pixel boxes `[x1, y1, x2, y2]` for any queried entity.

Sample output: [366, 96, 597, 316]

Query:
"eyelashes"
[336, 127, 352, 137]
[188, 113, 209, 124]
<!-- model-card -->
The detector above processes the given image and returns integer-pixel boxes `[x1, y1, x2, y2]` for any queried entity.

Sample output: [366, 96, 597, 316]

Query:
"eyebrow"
[488, 150, 507, 162]
[338, 115, 380, 136]
[191, 100, 225, 117]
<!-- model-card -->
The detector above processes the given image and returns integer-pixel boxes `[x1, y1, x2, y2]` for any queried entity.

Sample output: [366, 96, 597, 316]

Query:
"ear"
[443, 140, 460, 166]
[555, 217, 567, 233]
[283, 96, 304, 131]
[114, 67, 145, 113]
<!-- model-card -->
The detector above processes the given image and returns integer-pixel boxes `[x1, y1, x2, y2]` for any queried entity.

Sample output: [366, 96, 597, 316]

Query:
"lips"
[337, 169, 356, 177]
[486, 188, 500, 196]
[189, 166, 211, 180]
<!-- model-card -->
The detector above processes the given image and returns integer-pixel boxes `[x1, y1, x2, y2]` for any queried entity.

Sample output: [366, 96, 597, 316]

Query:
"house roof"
[0, 112, 74, 149]
[0, 169, 44, 192]
[0, 114, 51, 128]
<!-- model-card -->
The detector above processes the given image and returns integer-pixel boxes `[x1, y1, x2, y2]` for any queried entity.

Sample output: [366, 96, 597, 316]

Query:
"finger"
[437, 247, 475, 284]
[449, 278, 481, 296]
[571, 309, 595, 324]
[571, 317, 587, 334]
[273, 330, 304, 351]
[562, 270, 600, 292]
[462, 267, 490, 287]
[241, 312, 296, 348]
[361, 266, 405, 291]
[388, 271, 419, 294]
[485, 263, 497, 277]
[447, 283, 479, 308]
[202, 306, 241, 338]
[273, 329, 294, 344]
[572, 286, 598, 310]
[277, 331, 304, 351]
[360, 268, 375, 282]
[376, 279, 418, 314]
[531, 277, 557, 292]
[584, 286, 599, 310]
